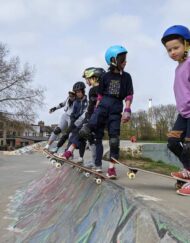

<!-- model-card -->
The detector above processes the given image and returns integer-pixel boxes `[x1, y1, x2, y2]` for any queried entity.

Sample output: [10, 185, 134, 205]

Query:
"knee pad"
[109, 136, 119, 150]
[54, 127, 61, 135]
[167, 138, 183, 157]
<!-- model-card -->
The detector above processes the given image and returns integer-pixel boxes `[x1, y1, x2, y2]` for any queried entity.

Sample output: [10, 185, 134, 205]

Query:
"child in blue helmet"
[161, 25, 190, 196]
[88, 45, 134, 178]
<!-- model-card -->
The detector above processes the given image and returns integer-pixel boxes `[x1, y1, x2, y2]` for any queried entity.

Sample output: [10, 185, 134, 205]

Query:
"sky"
[0, 0, 190, 125]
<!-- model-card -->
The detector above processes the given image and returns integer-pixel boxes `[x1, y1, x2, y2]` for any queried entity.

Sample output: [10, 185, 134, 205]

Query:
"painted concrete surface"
[1, 143, 190, 242]
[3, 161, 190, 243]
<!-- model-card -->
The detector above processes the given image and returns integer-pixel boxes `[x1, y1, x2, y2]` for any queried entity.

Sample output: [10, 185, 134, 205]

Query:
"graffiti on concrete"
[5, 165, 190, 243]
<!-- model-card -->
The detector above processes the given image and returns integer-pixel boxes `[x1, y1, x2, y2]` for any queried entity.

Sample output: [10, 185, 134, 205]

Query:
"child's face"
[75, 90, 84, 99]
[117, 53, 127, 71]
[85, 78, 91, 86]
[89, 77, 98, 86]
[165, 39, 185, 62]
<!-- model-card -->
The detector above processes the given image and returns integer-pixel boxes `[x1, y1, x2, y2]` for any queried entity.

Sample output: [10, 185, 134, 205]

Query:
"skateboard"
[43, 149, 108, 185]
[110, 157, 189, 190]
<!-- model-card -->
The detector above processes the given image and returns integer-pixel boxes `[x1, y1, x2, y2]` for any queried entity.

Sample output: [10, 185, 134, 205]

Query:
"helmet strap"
[181, 40, 190, 61]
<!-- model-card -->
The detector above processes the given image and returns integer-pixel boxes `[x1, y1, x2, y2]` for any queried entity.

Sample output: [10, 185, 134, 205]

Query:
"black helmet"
[83, 67, 106, 81]
[73, 81, 86, 91]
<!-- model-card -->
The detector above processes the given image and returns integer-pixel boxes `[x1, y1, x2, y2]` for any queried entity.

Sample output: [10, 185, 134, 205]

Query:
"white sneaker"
[92, 166, 102, 173]
[84, 161, 95, 168]
[44, 144, 49, 150]
[71, 157, 83, 163]
[50, 147, 59, 153]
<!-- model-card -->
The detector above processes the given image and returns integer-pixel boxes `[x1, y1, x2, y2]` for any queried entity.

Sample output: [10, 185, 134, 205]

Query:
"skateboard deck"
[110, 157, 189, 190]
[43, 149, 108, 184]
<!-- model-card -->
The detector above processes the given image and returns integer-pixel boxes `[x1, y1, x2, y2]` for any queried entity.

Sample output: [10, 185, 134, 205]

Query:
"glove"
[122, 108, 131, 123]
[79, 123, 91, 139]
[49, 107, 56, 113]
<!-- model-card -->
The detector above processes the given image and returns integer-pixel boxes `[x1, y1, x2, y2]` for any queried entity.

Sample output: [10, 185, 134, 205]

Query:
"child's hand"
[122, 108, 131, 123]
[49, 107, 56, 113]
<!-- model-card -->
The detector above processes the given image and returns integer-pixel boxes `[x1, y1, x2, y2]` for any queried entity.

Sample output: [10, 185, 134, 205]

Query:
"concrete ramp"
[6, 165, 190, 242]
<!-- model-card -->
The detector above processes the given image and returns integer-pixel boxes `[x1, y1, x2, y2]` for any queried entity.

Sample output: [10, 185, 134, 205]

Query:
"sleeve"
[98, 75, 105, 96]
[70, 101, 77, 123]
[74, 102, 88, 127]
[126, 73, 134, 97]
[56, 98, 68, 110]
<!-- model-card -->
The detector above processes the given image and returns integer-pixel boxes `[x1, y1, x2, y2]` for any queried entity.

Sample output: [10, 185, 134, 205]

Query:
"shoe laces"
[181, 169, 190, 178]
[182, 182, 190, 189]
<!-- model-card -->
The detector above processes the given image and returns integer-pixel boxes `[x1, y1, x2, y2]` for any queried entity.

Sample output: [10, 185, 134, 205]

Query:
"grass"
[104, 149, 180, 176]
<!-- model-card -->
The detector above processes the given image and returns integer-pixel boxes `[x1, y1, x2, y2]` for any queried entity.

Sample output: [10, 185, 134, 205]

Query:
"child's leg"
[167, 114, 187, 167]
[107, 106, 122, 178]
[95, 138, 103, 167]
[45, 113, 68, 150]
[180, 118, 190, 170]
[79, 139, 86, 159]
[168, 115, 190, 180]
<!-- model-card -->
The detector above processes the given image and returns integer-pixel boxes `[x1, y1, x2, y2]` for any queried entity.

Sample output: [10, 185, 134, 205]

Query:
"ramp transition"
[4, 164, 190, 243]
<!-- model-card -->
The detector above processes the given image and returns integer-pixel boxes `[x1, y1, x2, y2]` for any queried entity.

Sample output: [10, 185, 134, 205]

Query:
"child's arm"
[122, 95, 133, 123]
[49, 98, 68, 113]
[95, 94, 103, 108]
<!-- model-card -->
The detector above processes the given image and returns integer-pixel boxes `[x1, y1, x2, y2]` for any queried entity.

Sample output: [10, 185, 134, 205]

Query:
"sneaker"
[92, 166, 102, 173]
[60, 150, 73, 160]
[44, 144, 50, 150]
[177, 182, 190, 196]
[83, 161, 95, 168]
[171, 169, 190, 181]
[107, 167, 117, 179]
[49, 147, 58, 154]
[71, 157, 83, 164]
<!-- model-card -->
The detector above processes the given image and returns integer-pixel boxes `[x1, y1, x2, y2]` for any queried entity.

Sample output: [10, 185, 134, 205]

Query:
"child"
[44, 90, 76, 152]
[62, 67, 106, 171]
[161, 25, 190, 196]
[59, 81, 88, 158]
[88, 45, 134, 178]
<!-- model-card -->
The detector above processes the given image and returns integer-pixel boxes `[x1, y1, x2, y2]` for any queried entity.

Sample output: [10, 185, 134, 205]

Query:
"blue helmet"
[105, 45, 128, 65]
[161, 25, 190, 44]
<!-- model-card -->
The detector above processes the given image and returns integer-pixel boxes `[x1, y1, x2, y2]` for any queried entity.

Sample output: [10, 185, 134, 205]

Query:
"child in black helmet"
[161, 25, 190, 196]
[62, 67, 105, 170]
[88, 45, 134, 179]
[58, 81, 88, 159]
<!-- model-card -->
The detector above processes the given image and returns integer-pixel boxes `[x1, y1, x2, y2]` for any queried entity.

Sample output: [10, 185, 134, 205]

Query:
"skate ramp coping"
[4, 164, 190, 242]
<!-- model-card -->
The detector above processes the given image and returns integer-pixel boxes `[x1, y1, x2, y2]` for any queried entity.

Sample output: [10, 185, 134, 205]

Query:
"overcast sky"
[1, 0, 190, 125]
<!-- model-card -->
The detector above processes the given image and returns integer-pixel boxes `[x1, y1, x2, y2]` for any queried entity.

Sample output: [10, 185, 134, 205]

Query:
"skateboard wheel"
[128, 172, 136, 179]
[50, 158, 57, 165]
[85, 172, 90, 177]
[96, 178, 102, 184]
[55, 162, 62, 168]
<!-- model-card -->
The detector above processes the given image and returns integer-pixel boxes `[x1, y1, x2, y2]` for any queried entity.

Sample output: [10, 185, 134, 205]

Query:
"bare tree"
[0, 43, 45, 123]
